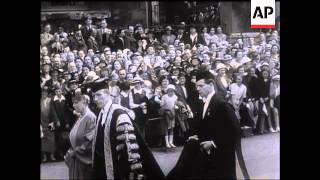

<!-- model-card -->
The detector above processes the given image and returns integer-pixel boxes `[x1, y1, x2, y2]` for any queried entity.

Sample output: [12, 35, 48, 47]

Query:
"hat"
[261, 62, 269, 67]
[85, 71, 100, 82]
[223, 55, 233, 61]
[196, 71, 215, 82]
[132, 77, 144, 84]
[216, 63, 228, 71]
[272, 75, 280, 80]
[242, 56, 252, 64]
[89, 78, 109, 93]
[165, 26, 173, 31]
[166, 84, 176, 91]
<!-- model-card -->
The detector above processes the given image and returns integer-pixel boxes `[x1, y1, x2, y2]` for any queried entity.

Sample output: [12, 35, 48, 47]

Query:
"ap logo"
[251, 0, 275, 28]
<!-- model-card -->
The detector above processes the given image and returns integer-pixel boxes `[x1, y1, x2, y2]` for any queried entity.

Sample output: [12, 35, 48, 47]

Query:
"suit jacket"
[81, 25, 96, 44]
[183, 33, 205, 47]
[125, 35, 138, 51]
[96, 28, 115, 51]
[175, 32, 188, 43]
[161, 34, 176, 45]
[87, 37, 99, 52]
[175, 84, 189, 103]
[257, 78, 271, 98]
[195, 93, 240, 179]
[114, 37, 126, 51]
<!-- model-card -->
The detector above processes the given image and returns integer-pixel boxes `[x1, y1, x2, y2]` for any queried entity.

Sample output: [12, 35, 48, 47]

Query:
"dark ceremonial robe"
[167, 93, 241, 179]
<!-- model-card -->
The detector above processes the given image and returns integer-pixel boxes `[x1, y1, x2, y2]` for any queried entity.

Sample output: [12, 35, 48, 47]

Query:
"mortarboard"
[196, 70, 215, 82]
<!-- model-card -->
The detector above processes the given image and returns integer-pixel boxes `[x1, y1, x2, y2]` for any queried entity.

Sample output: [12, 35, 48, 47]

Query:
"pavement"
[41, 132, 279, 179]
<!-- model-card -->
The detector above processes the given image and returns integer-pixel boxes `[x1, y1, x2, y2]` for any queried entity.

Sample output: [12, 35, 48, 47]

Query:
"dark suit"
[87, 37, 99, 52]
[168, 93, 240, 179]
[175, 33, 188, 43]
[183, 33, 205, 48]
[96, 28, 115, 51]
[175, 84, 189, 103]
[81, 25, 96, 44]
[114, 37, 128, 51]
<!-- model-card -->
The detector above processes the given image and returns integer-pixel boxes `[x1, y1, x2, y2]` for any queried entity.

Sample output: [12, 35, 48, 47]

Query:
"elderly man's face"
[93, 89, 110, 109]
[196, 79, 214, 98]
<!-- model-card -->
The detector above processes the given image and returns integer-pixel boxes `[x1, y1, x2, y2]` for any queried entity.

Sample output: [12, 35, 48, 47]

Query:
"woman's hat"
[166, 84, 176, 91]
[84, 71, 100, 82]
[223, 55, 233, 61]
[216, 63, 228, 71]
[165, 26, 173, 31]
[132, 77, 144, 84]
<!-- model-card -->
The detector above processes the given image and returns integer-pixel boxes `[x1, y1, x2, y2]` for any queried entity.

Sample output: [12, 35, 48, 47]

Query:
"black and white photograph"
[40, 1, 280, 179]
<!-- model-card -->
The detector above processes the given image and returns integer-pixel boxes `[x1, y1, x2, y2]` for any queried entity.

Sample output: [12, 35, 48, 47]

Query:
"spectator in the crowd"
[129, 77, 149, 139]
[51, 85, 70, 160]
[175, 25, 187, 43]
[199, 26, 210, 46]
[65, 93, 96, 180]
[96, 19, 114, 52]
[215, 63, 231, 98]
[41, 24, 54, 48]
[161, 26, 176, 46]
[159, 84, 178, 148]
[86, 29, 99, 53]
[41, 88, 56, 162]
[185, 26, 205, 48]
[228, 74, 247, 123]
[118, 81, 131, 109]
[51, 34, 64, 54]
[114, 29, 127, 51]
[269, 74, 280, 132]
[216, 26, 227, 42]
[256, 70, 275, 134]
[70, 30, 87, 53]
[125, 26, 138, 52]
[81, 17, 95, 45]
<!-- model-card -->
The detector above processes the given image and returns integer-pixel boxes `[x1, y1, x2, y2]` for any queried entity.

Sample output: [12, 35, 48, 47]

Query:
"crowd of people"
[40, 16, 280, 164]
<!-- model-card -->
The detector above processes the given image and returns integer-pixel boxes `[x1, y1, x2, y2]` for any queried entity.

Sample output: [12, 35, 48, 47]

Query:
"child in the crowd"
[160, 84, 178, 148]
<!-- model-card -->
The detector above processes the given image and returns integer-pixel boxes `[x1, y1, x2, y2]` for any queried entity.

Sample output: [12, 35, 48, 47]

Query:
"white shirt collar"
[202, 90, 215, 119]
[54, 95, 65, 101]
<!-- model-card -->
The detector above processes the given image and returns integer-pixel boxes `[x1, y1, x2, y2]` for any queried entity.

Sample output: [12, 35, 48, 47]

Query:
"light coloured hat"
[223, 55, 233, 61]
[165, 26, 173, 31]
[85, 71, 99, 82]
[166, 84, 176, 91]
[132, 77, 144, 84]
[242, 56, 252, 64]
[261, 62, 269, 67]
[216, 63, 228, 71]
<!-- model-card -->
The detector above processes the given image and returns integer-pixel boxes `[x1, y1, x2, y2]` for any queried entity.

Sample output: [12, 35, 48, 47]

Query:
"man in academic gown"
[90, 78, 165, 180]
